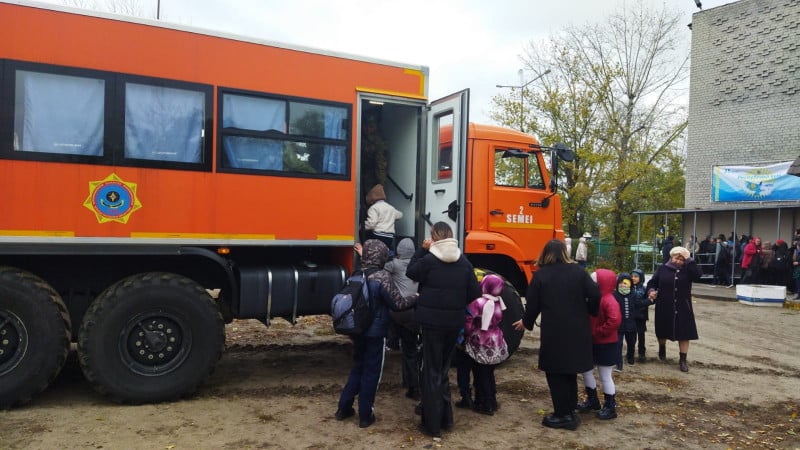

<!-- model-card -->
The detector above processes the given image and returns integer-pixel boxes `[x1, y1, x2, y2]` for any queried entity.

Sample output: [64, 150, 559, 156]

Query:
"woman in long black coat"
[513, 239, 600, 431]
[406, 221, 481, 438]
[646, 246, 702, 373]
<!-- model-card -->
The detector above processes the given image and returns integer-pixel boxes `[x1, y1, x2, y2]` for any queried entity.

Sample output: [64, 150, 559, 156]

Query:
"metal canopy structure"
[633, 205, 800, 276]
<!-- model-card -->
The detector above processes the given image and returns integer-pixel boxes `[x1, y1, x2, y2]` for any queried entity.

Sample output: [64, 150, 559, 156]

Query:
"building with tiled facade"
[639, 0, 800, 256]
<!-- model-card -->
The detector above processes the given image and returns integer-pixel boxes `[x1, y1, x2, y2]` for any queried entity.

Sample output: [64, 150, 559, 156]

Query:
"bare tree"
[492, 3, 688, 267]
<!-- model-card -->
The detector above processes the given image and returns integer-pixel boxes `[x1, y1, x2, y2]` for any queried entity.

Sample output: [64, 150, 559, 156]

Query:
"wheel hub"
[0, 311, 27, 375]
[124, 315, 185, 373]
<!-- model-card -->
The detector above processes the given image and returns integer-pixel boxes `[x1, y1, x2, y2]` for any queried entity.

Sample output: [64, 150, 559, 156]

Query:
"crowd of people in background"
[684, 228, 800, 298]
[338, 214, 793, 438]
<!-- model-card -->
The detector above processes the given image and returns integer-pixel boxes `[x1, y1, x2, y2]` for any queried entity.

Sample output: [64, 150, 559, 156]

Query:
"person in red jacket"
[576, 269, 622, 420]
[741, 237, 762, 284]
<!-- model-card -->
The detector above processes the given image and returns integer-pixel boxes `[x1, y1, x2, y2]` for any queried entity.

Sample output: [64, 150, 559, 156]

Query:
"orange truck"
[0, 1, 572, 407]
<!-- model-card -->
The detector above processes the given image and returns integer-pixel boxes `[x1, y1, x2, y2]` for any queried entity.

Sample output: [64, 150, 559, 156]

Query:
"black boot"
[679, 352, 689, 372]
[576, 387, 601, 413]
[638, 349, 646, 363]
[455, 389, 473, 409]
[658, 344, 666, 361]
[596, 393, 617, 420]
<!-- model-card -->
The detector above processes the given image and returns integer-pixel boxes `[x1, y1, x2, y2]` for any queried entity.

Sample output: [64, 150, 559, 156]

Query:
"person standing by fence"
[575, 237, 588, 268]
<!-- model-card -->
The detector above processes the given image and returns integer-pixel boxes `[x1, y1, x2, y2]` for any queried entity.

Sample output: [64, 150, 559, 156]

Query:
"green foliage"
[491, 2, 689, 268]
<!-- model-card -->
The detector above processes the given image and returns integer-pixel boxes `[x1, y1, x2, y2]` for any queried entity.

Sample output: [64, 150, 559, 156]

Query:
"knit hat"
[776, 239, 785, 246]
[365, 184, 386, 206]
[669, 246, 690, 259]
[395, 238, 415, 259]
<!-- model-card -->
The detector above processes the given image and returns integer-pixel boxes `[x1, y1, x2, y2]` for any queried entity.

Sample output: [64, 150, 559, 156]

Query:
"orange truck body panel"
[0, 2, 423, 243]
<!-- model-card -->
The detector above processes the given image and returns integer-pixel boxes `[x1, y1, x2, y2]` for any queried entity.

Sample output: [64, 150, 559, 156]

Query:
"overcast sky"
[40, 0, 737, 123]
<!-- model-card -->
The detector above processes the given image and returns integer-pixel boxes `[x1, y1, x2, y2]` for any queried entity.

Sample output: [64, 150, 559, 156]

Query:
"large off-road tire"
[473, 268, 526, 356]
[78, 272, 224, 404]
[0, 266, 71, 409]
[499, 283, 525, 355]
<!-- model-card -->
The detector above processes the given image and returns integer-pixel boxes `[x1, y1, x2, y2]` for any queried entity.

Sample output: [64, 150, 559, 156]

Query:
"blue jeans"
[338, 335, 386, 421]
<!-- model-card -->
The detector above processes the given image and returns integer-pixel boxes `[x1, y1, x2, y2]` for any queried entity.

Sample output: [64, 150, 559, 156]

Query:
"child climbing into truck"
[364, 184, 403, 251]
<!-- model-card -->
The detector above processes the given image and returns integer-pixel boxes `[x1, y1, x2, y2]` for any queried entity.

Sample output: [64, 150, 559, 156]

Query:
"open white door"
[423, 89, 469, 243]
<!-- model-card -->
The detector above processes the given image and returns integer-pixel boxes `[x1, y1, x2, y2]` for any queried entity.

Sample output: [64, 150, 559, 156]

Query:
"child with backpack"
[463, 274, 508, 415]
[577, 269, 621, 420]
[335, 239, 417, 428]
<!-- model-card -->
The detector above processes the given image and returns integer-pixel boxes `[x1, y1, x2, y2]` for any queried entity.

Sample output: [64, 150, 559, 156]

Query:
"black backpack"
[331, 269, 375, 335]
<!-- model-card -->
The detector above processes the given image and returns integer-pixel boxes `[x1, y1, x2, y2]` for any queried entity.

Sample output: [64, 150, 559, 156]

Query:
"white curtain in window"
[20, 71, 104, 155]
[222, 94, 285, 170]
[223, 94, 284, 132]
[223, 136, 283, 170]
[125, 83, 204, 163]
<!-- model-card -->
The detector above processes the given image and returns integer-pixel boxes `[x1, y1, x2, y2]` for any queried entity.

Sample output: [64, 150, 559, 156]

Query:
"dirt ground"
[1, 296, 799, 450]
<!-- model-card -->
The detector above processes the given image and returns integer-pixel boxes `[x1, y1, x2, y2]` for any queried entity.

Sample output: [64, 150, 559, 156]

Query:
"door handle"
[490, 209, 504, 216]
[434, 189, 445, 195]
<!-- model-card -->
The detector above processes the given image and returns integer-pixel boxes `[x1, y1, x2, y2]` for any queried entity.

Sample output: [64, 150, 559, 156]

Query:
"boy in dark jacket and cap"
[336, 239, 417, 428]
[614, 273, 642, 371]
[631, 269, 651, 362]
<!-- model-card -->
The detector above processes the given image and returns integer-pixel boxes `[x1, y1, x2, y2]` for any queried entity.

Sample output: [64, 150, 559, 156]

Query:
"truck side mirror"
[549, 142, 573, 192]
[554, 142, 575, 162]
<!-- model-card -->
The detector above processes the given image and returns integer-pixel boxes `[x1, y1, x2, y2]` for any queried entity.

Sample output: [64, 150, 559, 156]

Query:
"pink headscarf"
[479, 275, 506, 331]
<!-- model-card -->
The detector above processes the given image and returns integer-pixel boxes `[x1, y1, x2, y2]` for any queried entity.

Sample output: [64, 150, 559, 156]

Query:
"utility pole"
[496, 68, 551, 133]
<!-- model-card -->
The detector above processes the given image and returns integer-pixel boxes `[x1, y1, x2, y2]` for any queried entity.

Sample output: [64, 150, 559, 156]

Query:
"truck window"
[527, 155, 545, 189]
[2, 59, 213, 170]
[494, 150, 525, 187]
[219, 90, 349, 178]
[434, 114, 453, 182]
[124, 82, 206, 164]
[13, 69, 106, 157]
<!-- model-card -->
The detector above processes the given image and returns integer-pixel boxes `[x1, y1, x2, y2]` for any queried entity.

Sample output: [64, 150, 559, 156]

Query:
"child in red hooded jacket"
[576, 269, 621, 420]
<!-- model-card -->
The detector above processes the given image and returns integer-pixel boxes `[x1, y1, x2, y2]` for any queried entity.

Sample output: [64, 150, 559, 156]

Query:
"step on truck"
[0, 0, 573, 407]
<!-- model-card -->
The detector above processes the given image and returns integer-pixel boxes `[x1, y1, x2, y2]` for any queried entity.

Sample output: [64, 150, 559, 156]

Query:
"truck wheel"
[499, 283, 525, 355]
[473, 268, 526, 356]
[78, 272, 224, 404]
[0, 267, 71, 409]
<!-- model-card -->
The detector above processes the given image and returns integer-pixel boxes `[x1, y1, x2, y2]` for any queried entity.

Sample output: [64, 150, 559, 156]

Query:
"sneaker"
[613, 366, 622, 373]
[726, 284, 735, 288]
